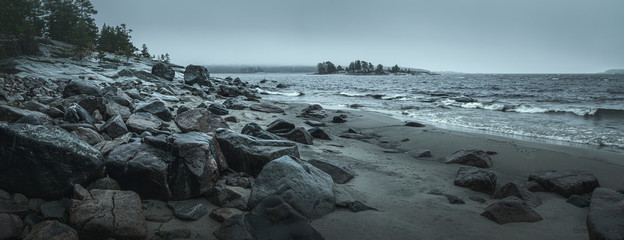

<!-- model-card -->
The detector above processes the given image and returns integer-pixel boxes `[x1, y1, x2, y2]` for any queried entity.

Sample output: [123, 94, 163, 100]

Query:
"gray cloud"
[92, 0, 624, 73]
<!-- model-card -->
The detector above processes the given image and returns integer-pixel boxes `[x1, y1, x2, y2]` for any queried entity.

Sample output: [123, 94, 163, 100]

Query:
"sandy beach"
[144, 99, 624, 240]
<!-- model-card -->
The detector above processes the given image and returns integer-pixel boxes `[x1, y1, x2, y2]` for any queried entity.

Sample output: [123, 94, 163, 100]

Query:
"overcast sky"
[92, 0, 624, 73]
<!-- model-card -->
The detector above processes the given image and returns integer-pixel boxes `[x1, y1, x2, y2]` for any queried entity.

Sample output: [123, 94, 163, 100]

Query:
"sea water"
[213, 73, 624, 153]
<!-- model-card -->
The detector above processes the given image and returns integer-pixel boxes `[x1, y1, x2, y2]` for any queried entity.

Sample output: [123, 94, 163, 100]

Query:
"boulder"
[406, 149, 432, 158]
[304, 120, 326, 127]
[64, 103, 95, 124]
[223, 98, 247, 110]
[0, 213, 24, 239]
[210, 208, 234, 223]
[167, 201, 209, 221]
[62, 79, 102, 98]
[528, 170, 600, 198]
[184, 65, 210, 86]
[0, 198, 29, 215]
[307, 159, 355, 184]
[247, 196, 325, 239]
[454, 166, 497, 194]
[209, 102, 229, 115]
[277, 127, 314, 145]
[213, 214, 254, 240]
[266, 119, 296, 134]
[405, 121, 426, 127]
[216, 129, 300, 176]
[40, 200, 66, 219]
[71, 127, 105, 145]
[87, 177, 120, 191]
[250, 103, 284, 113]
[126, 112, 163, 134]
[175, 108, 229, 133]
[104, 100, 132, 120]
[69, 185, 147, 240]
[308, 127, 333, 140]
[207, 182, 250, 211]
[298, 104, 327, 119]
[445, 149, 493, 168]
[77, 96, 107, 116]
[225, 174, 253, 189]
[0, 123, 105, 199]
[0, 105, 51, 123]
[100, 114, 128, 139]
[134, 100, 172, 122]
[493, 182, 542, 207]
[481, 196, 543, 224]
[151, 63, 174, 81]
[241, 122, 285, 140]
[567, 195, 591, 208]
[586, 188, 624, 240]
[332, 116, 346, 123]
[248, 156, 335, 219]
[105, 142, 172, 201]
[23, 220, 79, 240]
[176, 105, 190, 115]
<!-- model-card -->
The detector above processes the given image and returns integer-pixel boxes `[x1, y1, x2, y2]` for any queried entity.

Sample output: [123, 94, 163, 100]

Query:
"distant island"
[316, 60, 436, 75]
[605, 69, 624, 74]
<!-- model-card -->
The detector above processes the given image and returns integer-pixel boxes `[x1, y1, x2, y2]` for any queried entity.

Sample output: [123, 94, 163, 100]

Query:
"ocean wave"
[255, 88, 302, 97]
[337, 92, 386, 99]
[449, 102, 624, 118]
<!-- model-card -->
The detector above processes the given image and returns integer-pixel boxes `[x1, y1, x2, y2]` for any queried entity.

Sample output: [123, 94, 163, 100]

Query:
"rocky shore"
[1, 47, 624, 239]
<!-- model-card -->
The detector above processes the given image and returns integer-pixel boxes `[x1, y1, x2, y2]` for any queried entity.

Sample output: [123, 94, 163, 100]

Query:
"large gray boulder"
[445, 149, 493, 168]
[298, 104, 326, 119]
[135, 100, 172, 122]
[586, 188, 624, 240]
[126, 112, 163, 133]
[248, 156, 335, 219]
[454, 166, 497, 194]
[151, 62, 174, 81]
[528, 170, 600, 198]
[223, 98, 247, 110]
[481, 196, 543, 224]
[175, 108, 229, 133]
[23, 220, 79, 240]
[241, 122, 285, 140]
[0, 105, 51, 123]
[307, 159, 355, 184]
[100, 114, 128, 139]
[63, 79, 102, 98]
[216, 129, 300, 176]
[0, 123, 105, 199]
[0, 213, 24, 239]
[493, 182, 542, 207]
[70, 185, 146, 240]
[184, 65, 210, 86]
[277, 127, 314, 145]
[247, 196, 325, 239]
[64, 103, 95, 124]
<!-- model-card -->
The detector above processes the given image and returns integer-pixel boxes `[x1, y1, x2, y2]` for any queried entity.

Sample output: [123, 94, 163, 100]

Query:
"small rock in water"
[304, 120, 326, 127]
[336, 201, 378, 212]
[446, 195, 465, 204]
[332, 116, 347, 123]
[481, 196, 543, 224]
[406, 149, 432, 158]
[405, 121, 425, 127]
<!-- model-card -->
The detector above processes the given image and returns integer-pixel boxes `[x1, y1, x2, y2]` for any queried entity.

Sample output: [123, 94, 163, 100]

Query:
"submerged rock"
[528, 170, 600, 198]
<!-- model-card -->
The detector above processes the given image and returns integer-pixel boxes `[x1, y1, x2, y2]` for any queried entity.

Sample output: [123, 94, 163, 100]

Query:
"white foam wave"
[255, 88, 302, 97]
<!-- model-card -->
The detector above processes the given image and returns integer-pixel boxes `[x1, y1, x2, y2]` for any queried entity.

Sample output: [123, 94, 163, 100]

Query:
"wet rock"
[175, 108, 229, 133]
[586, 188, 624, 240]
[63, 79, 102, 97]
[339, 133, 370, 140]
[493, 182, 542, 207]
[241, 122, 284, 140]
[0, 123, 105, 199]
[445, 149, 493, 168]
[405, 121, 425, 127]
[151, 63, 174, 81]
[125, 112, 163, 134]
[304, 120, 326, 127]
[223, 98, 247, 110]
[528, 170, 600, 198]
[213, 214, 254, 240]
[298, 104, 327, 119]
[135, 99, 172, 121]
[210, 208, 234, 222]
[23, 220, 78, 240]
[248, 156, 334, 219]
[184, 65, 210, 86]
[406, 149, 432, 158]
[469, 196, 487, 204]
[307, 159, 355, 184]
[454, 166, 497, 194]
[0, 105, 44, 123]
[523, 180, 546, 192]
[332, 116, 347, 123]
[167, 201, 209, 221]
[277, 127, 314, 145]
[336, 201, 378, 212]
[266, 119, 295, 134]
[100, 114, 128, 139]
[69, 185, 147, 240]
[93, 132, 133, 156]
[65, 103, 95, 124]
[0, 213, 24, 239]
[481, 196, 543, 224]
[209, 102, 229, 115]
[308, 127, 333, 140]
[0, 198, 28, 215]
[86, 177, 120, 191]
[567, 194, 591, 208]
[176, 105, 190, 115]
[71, 127, 104, 145]
[216, 129, 299, 176]
[225, 174, 253, 189]
[16, 114, 42, 124]
[207, 182, 249, 211]
[446, 195, 466, 204]
[250, 103, 284, 113]
[104, 100, 131, 120]
[248, 196, 325, 239]
[40, 200, 66, 220]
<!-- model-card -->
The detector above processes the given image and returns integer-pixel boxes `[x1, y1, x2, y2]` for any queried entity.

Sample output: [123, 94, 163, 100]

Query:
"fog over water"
[92, 0, 624, 73]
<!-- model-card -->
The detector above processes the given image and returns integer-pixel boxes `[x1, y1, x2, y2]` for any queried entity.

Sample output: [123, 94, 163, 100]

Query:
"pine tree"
[141, 44, 150, 59]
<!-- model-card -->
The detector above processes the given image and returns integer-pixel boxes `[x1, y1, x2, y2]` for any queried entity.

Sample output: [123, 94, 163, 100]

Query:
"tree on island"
[140, 44, 151, 59]
[375, 64, 384, 74]
[390, 64, 401, 73]
[317, 61, 337, 74]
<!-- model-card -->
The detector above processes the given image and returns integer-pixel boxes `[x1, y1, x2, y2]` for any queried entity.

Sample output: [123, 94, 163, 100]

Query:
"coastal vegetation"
[317, 60, 430, 75]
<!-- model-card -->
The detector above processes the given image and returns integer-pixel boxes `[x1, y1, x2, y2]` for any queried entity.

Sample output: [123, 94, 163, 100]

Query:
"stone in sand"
[210, 208, 234, 223]
[151, 62, 174, 81]
[308, 127, 334, 140]
[406, 149, 432, 158]
[304, 120, 327, 127]
[586, 188, 624, 240]
[332, 115, 347, 123]
[405, 121, 425, 127]
[0, 123, 105, 199]
[481, 196, 542, 224]
[248, 156, 334, 219]
[100, 114, 128, 139]
[63, 79, 102, 98]
[216, 129, 299, 176]
[23, 220, 78, 240]
[454, 166, 497, 194]
[567, 195, 591, 208]
[0, 105, 51, 123]
[126, 112, 163, 134]
[223, 98, 247, 110]
[307, 159, 355, 184]
[175, 108, 229, 133]
[167, 201, 209, 221]
[445, 149, 493, 168]
[493, 182, 542, 207]
[209, 102, 229, 115]
[298, 104, 327, 119]
[336, 201, 378, 212]
[135, 99, 172, 121]
[65, 103, 95, 124]
[248, 196, 325, 239]
[277, 127, 314, 145]
[213, 214, 254, 240]
[266, 118, 295, 133]
[241, 122, 285, 140]
[250, 103, 284, 113]
[184, 64, 210, 86]
[528, 170, 600, 198]
[206, 181, 249, 211]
